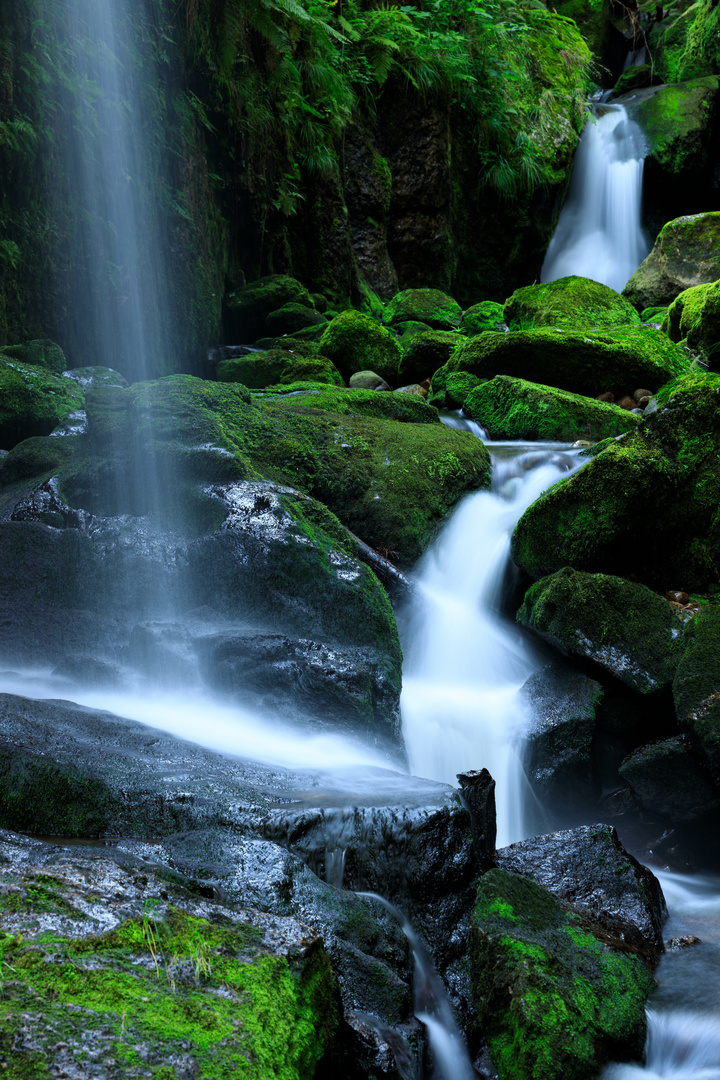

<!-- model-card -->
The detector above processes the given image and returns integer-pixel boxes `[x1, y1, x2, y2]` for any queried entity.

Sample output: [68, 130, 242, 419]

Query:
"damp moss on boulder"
[673, 603, 720, 779]
[434, 325, 688, 399]
[0, 339, 68, 375]
[517, 567, 683, 694]
[382, 288, 462, 331]
[504, 277, 642, 332]
[463, 376, 641, 442]
[461, 301, 506, 336]
[0, 358, 86, 450]
[469, 868, 655, 1080]
[224, 275, 313, 342]
[216, 350, 343, 389]
[398, 329, 462, 385]
[318, 311, 401, 386]
[622, 77, 719, 178]
[662, 279, 720, 364]
[428, 368, 483, 410]
[623, 212, 720, 310]
[511, 371, 720, 591]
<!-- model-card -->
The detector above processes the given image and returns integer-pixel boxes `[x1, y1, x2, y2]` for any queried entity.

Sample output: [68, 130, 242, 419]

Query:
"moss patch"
[504, 277, 641, 332]
[0, 359, 85, 450]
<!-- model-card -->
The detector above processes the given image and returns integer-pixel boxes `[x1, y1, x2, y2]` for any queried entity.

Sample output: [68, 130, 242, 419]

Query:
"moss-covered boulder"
[609, 64, 654, 99]
[382, 288, 462, 331]
[622, 77, 719, 181]
[469, 868, 656, 1080]
[673, 604, 720, 778]
[623, 212, 720, 310]
[663, 278, 720, 363]
[264, 303, 327, 337]
[398, 329, 461, 384]
[434, 325, 688, 400]
[0, 338, 68, 375]
[463, 376, 641, 442]
[0, 359, 86, 450]
[427, 368, 483, 410]
[0, 831, 337, 1080]
[461, 301, 505, 336]
[517, 568, 683, 694]
[511, 371, 720, 591]
[224, 275, 313, 342]
[504, 277, 642, 332]
[318, 311, 401, 385]
[649, 0, 720, 86]
[216, 349, 343, 389]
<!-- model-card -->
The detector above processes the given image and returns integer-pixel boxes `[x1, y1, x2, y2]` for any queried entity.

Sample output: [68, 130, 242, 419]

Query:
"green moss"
[470, 869, 655, 1080]
[628, 77, 719, 176]
[461, 301, 505, 336]
[439, 325, 688, 399]
[318, 311, 401, 385]
[662, 279, 720, 363]
[463, 375, 641, 442]
[398, 329, 463, 384]
[0, 359, 85, 450]
[0, 907, 336, 1079]
[0, 340, 67, 374]
[216, 350, 343, 389]
[383, 289, 462, 331]
[428, 368, 483, 409]
[504, 277, 642, 332]
[673, 603, 720, 775]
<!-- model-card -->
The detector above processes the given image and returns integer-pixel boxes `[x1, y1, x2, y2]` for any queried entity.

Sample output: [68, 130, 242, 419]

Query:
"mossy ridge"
[470, 869, 654, 1080]
[0, 905, 336, 1079]
[463, 375, 641, 442]
[439, 325, 688, 399]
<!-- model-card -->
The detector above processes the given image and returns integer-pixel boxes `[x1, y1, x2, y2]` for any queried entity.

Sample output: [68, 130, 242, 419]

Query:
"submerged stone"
[517, 568, 683, 694]
[504, 276, 641, 331]
[463, 375, 641, 442]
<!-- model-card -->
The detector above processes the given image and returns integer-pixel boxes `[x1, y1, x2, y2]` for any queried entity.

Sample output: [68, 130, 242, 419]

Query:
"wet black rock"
[496, 823, 667, 961]
[619, 735, 720, 823]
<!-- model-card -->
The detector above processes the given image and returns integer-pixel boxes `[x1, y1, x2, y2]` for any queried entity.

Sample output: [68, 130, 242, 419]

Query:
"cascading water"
[401, 439, 584, 847]
[541, 103, 649, 292]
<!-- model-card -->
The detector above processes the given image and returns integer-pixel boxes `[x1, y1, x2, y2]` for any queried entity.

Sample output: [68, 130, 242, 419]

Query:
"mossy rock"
[623, 212, 720, 310]
[224, 275, 312, 342]
[428, 368, 483, 410]
[398, 329, 462, 384]
[436, 325, 688, 399]
[318, 311, 401, 386]
[517, 567, 683, 693]
[216, 350, 343, 389]
[0, 339, 68, 375]
[640, 306, 669, 325]
[461, 301, 506, 336]
[504, 277, 642, 332]
[673, 603, 720, 777]
[469, 868, 655, 1080]
[553, 0, 606, 60]
[0, 359, 85, 450]
[650, 0, 720, 84]
[511, 371, 720, 591]
[264, 302, 327, 337]
[464, 376, 641, 442]
[382, 288, 462, 331]
[608, 63, 654, 99]
[621, 77, 719, 177]
[662, 278, 720, 364]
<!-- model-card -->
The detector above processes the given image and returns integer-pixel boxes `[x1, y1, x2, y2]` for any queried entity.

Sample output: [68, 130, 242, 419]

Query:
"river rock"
[673, 603, 720, 780]
[511, 372, 720, 592]
[216, 348, 343, 388]
[623, 212, 720, 310]
[463, 375, 641, 442]
[518, 661, 602, 813]
[469, 866, 657, 1080]
[319, 311, 401, 385]
[461, 301, 505, 336]
[0, 828, 337, 1079]
[433, 325, 688, 401]
[349, 370, 391, 390]
[383, 287, 462, 330]
[517, 568, 683, 694]
[496, 824, 667, 955]
[504, 276, 641, 331]
[264, 301, 327, 336]
[398, 329, 461, 385]
[224, 274, 313, 341]
[662, 278, 720, 365]
[619, 734, 720, 822]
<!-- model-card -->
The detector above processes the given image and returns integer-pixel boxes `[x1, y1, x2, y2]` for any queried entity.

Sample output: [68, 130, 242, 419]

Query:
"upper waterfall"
[541, 103, 649, 294]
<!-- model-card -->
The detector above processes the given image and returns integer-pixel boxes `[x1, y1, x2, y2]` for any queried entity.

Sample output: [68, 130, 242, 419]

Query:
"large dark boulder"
[619, 734, 720, 823]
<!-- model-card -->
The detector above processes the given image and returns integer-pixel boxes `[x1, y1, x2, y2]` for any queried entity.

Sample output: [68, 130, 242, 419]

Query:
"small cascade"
[541, 103, 649, 293]
[359, 893, 476, 1080]
[401, 442, 583, 847]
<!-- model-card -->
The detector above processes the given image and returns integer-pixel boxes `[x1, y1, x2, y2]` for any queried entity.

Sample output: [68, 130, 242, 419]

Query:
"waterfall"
[54, 0, 171, 380]
[541, 104, 649, 293]
[401, 441, 584, 847]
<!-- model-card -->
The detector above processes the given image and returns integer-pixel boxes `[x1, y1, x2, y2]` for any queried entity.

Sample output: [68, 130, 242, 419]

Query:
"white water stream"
[541, 103, 649, 293]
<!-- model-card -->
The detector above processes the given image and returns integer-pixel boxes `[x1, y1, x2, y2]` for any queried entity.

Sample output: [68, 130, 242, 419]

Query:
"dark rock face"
[496, 824, 667, 958]
[619, 735, 720, 822]
[518, 661, 602, 813]
[673, 603, 720, 780]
